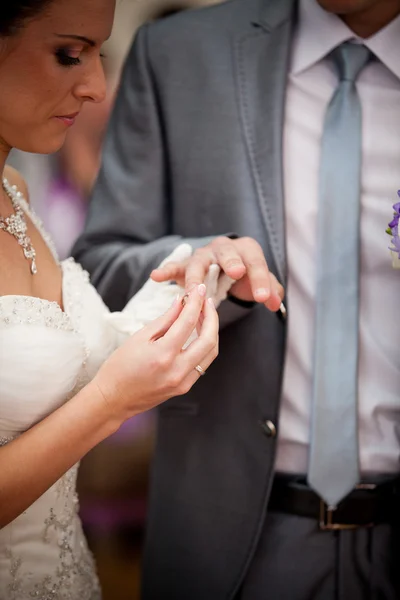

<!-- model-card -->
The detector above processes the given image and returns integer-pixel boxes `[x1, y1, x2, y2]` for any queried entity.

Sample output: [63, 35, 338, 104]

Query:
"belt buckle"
[319, 484, 376, 531]
[319, 501, 357, 530]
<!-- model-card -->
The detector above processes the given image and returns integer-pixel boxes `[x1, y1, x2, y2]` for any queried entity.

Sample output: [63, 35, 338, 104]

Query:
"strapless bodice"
[0, 189, 184, 600]
[0, 257, 120, 600]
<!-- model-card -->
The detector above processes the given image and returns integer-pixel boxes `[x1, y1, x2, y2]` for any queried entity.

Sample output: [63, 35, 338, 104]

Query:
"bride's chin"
[13, 132, 68, 156]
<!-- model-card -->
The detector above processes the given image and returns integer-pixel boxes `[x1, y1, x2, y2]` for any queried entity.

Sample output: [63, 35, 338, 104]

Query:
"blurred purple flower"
[388, 198, 400, 229]
[387, 192, 400, 259]
[390, 232, 400, 256]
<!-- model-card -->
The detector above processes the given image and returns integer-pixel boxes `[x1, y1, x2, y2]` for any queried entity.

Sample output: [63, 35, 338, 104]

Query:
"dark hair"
[0, 0, 54, 36]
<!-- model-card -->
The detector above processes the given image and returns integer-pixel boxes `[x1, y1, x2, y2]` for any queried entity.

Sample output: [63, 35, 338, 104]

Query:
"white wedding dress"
[0, 182, 232, 600]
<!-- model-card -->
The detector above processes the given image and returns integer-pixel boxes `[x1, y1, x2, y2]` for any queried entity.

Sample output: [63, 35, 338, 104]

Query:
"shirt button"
[259, 420, 277, 438]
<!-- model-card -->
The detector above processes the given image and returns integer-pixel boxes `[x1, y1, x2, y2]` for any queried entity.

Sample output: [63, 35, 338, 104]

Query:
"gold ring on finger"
[181, 293, 189, 307]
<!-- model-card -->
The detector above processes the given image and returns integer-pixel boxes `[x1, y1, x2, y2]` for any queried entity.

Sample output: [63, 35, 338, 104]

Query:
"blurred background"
[8, 1, 221, 598]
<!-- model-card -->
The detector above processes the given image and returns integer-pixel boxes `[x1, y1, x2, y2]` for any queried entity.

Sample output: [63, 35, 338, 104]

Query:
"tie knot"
[331, 42, 371, 83]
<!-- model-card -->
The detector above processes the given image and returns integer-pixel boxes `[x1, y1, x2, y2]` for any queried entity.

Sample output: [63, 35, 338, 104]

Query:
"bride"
[0, 1, 220, 598]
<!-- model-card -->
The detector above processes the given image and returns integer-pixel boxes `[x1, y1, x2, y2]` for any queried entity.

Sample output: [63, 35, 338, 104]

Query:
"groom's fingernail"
[198, 284, 206, 297]
[255, 288, 270, 299]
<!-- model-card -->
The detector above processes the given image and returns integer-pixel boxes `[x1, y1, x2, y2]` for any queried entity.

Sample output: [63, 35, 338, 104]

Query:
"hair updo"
[0, 0, 54, 36]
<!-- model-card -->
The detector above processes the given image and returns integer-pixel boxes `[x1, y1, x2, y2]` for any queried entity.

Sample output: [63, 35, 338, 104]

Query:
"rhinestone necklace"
[0, 178, 37, 274]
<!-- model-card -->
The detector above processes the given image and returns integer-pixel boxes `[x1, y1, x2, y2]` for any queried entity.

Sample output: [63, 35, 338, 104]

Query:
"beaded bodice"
[0, 190, 134, 600]
[0, 183, 186, 600]
[0, 196, 115, 599]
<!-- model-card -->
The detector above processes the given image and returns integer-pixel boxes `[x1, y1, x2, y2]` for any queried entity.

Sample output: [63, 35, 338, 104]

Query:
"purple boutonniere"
[386, 192, 400, 269]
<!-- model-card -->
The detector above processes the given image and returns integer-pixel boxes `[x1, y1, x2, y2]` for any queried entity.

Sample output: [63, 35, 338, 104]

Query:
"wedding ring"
[194, 364, 206, 376]
[181, 293, 189, 307]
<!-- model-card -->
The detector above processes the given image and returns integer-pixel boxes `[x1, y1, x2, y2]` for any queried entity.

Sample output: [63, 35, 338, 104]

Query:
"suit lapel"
[234, 0, 297, 285]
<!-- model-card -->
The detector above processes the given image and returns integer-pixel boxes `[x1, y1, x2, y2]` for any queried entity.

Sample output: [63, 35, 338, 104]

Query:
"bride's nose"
[73, 56, 107, 104]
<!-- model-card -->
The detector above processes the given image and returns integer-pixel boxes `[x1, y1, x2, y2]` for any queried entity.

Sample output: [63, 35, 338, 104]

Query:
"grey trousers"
[238, 511, 400, 600]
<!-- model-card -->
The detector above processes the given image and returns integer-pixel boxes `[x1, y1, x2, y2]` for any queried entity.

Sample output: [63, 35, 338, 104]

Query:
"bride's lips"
[55, 112, 80, 127]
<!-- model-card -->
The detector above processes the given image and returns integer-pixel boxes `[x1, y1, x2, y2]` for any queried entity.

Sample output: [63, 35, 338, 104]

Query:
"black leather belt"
[269, 475, 400, 531]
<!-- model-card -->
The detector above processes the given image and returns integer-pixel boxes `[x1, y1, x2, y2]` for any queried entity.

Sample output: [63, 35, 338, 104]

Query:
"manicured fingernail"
[172, 294, 180, 307]
[255, 288, 270, 299]
[208, 297, 215, 308]
[198, 284, 206, 297]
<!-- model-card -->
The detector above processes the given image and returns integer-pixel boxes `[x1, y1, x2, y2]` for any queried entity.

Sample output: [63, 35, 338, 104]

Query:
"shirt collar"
[365, 14, 400, 81]
[291, 0, 356, 75]
[291, 0, 400, 81]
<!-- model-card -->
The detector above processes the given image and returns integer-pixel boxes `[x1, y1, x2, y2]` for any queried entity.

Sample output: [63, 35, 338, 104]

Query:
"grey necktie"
[307, 43, 371, 509]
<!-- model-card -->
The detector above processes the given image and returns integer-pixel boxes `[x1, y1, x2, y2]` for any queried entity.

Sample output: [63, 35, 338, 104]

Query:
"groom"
[73, 0, 400, 598]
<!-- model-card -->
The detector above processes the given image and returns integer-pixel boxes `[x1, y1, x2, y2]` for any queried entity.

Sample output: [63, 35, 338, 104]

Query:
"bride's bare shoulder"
[3, 165, 30, 203]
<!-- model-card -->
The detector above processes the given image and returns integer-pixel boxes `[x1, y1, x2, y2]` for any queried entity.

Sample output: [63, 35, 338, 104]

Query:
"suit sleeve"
[72, 24, 216, 310]
[72, 24, 254, 327]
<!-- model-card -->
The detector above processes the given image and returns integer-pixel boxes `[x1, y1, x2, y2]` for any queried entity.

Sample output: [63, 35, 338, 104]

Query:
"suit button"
[259, 420, 277, 438]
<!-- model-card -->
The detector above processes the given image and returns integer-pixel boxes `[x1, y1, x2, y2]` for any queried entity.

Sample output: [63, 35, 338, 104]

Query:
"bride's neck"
[0, 137, 11, 179]
[0, 140, 12, 212]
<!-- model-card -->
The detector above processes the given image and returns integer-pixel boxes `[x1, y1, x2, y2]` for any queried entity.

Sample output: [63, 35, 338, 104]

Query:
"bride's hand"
[92, 283, 218, 424]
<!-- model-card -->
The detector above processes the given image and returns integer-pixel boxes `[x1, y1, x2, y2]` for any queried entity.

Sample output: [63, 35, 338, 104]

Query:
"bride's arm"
[0, 379, 117, 528]
[0, 285, 218, 527]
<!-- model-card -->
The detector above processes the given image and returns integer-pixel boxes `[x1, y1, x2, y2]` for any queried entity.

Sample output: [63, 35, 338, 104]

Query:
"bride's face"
[0, 0, 115, 155]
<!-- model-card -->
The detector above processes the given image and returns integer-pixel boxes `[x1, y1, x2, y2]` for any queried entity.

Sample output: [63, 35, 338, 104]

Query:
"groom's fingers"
[270, 273, 285, 301]
[212, 237, 272, 302]
[184, 247, 216, 291]
[151, 237, 279, 306]
[261, 274, 284, 312]
[209, 237, 247, 280]
[151, 260, 187, 283]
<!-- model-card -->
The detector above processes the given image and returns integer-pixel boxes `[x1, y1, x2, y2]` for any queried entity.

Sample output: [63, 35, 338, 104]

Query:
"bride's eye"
[55, 48, 81, 67]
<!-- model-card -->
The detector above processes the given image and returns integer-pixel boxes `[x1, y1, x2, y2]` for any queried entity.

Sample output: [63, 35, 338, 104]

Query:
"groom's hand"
[151, 236, 284, 312]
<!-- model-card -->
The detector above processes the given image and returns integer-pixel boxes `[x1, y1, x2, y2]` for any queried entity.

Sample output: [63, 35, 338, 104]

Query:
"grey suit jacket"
[73, 0, 297, 597]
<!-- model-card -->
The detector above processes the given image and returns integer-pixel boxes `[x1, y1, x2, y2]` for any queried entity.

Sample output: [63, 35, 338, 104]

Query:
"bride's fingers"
[145, 295, 183, 341]
[178, 297, 219, 377]
[196, 310, 205, 336]
[194, 302, 208, 336]
[176, 344, 218, 395]
[161, 284, 207, 351]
